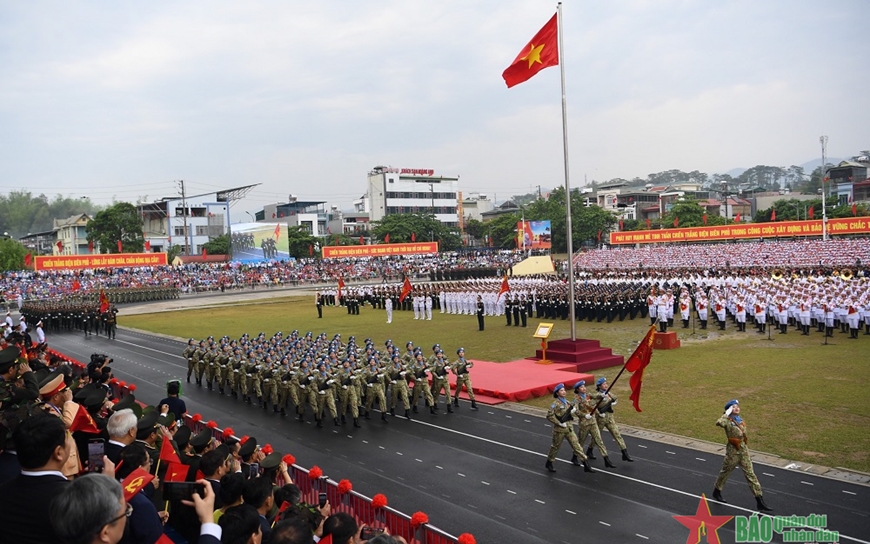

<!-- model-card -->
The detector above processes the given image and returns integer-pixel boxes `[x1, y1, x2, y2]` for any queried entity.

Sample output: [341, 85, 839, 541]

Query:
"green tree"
[370, 213, 461, 250]
[167, 244, 183, 264]
[0, 237, 28, 271]
[464, 218, 486, 241]
[663, 199, 709, 228]
[484, 212, 523, 248]
[325, 233, 362, 246]
[286, 226, 319, 259]
[202, 234, 230, 255]
[0, 191, 102, 239]
[86, 202, 144, 253]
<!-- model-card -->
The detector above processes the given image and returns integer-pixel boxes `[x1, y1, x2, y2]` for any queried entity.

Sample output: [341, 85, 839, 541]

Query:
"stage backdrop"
[322, 242, 438, 258]
[35, 253, 168, 271]
[609, 218, 870, 245]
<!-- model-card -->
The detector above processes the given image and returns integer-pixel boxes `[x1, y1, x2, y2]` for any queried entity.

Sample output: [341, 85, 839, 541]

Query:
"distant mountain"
[721, 158, 844, 179]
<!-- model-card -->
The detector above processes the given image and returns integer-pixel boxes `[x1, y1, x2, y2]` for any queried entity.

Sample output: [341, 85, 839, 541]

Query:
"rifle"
[557, 404, 574, 424]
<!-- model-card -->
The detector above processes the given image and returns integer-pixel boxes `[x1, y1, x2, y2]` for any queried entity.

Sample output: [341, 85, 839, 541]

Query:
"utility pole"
[537, 185, 542, 199]
[820, 136, 828, 242]
[178, 180, 190, 255]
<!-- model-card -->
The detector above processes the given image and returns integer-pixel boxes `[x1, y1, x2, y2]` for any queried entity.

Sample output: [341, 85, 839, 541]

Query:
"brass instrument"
[832, 270, 840, 277]
[771, 269, 784, 280]
[840, 269, 853, 280]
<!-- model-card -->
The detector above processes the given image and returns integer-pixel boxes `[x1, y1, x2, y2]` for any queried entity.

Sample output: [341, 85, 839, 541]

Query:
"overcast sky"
[1, 1, 867, 218]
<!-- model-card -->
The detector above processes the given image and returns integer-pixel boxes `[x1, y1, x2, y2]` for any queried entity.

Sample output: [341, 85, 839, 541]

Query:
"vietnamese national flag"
[99, 289, 110, 313]
[625, 325, 656, 412]
[308, 245, 313, 256]
[88, 240, 94, 252]
[121, 468, 155, 501]
[384, 233, 390, 244]
[359, 236, 364, 245]
[618, 220, 624, 231]
[68, 403, 100, 434]
[808, 206, 815, 219]
[337, 277, 345, 300]
[411, 232, 416, 242]
[24, 253, 32, 267]
[56, 240, 63, 252]
[702, 213, 707, 225]
[202, 247, 208, 258]
[72, 279, 81, 291]
[117, 240, 123, 252]
[497, 275, 510, 300]
[144, 240, 151, 252]
[673, 217, 679, 228]
[770, 209, 776, 221]
[502, 14, 558, 88]
[597, 230, 602, 242]
[645, 218, 651, 229]
[159, 435, 181, 464]
[164, 460, 189, 483]
[399, 277, 412, 303]
[853, 203, 858, 216]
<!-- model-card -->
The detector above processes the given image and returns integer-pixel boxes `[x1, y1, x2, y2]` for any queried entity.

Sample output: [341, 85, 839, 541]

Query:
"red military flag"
[625, 325, 656, 412]
[853, 203, 858, 216]
[618, 220, 624, 231]
[502, 14, 558, 88]
[702, 213, 708, 225]
[68, 403, 100, 434]
[274, 224, 281, 239]
[99, 289, 111, 313]
[673, 217, 679, 228]
[337, 277, 345, 300]
[770, 209, 776, 221]
[56, 240, 63, 252]
[121, 468, 154, 501]
[359, 236, 364, 245]
[399, 277, 412, 303]
[497, 275, 510, 300]
[144, 240, 151, 252]
[735, 213, 741, 223]
[24, 253, 32, 267]
[164, 460, 189, 483]
[808, 206, 815, 219]
[202, 247, 208, 258]
[159, 435, 181, 464]
[645, 218, 651, 229]
[411, 232, 416, 242]
[117, 240, 123, 252]
[88, 240, 94, 252]
[384, 233, 390, 244]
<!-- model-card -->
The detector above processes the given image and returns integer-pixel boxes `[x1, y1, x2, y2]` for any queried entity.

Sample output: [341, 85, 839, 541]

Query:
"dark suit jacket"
[205, 478, 223, 508]
[0, 472, 70, 544]
[105, 440, 125, 465]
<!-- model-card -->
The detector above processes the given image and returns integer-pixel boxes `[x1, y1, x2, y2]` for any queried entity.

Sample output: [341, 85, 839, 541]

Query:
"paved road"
[48, 329, 870, 544]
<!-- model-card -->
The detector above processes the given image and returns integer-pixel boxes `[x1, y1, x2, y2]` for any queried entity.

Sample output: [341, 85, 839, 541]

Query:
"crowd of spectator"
[574, 238, 870, 270]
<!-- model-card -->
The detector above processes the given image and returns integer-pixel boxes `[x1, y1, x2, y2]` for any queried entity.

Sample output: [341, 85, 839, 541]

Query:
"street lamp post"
[820, 135, 828, 241]
[721, 181, 729, 222]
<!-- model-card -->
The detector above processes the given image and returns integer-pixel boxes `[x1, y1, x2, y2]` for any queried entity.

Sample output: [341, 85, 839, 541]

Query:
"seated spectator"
[243, 476, 275, 542]
[218, 504, 262, 544]
[215, 472, 247, 522]
[105, 408, 137, 464]
[0, 413, 74, 544]
[50, 473, 128, 544]
[117, 443, 167, 544]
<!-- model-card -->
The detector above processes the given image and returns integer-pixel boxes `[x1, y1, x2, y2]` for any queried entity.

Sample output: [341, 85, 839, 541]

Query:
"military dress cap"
[238, 437, 258, 458]
[0, 346, 21, 371]
[553, 383, 565, 396]
[174, 425, 192, 449]
[74, 382, 99, 402]
[137, 410, 159, 431]
[83, 387, 108, 408]
[724, 399, 739, 411]
[261, 452, 282, 470]
[573, 380, 586, 390]
[157, 412, 176, 428]
[39, 369, 66, 398]
[113, 394, 136, 412]
[190, 428, 214, 449]
[213, 443, 231, 461]
[596, 377, 607, 386]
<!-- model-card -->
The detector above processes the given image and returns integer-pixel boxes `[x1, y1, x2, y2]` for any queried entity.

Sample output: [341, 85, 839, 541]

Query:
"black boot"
[470, 400, 478, 410]
[582, 461, 594, 473]
[364, 410, 371, 420]
[274, 405, 279, 413]
[341, 415, 346, 423]
[334, 418, 340, 426]
[412, 405, 419, 414]
[263, 401, 268, 410]
[453, 397, 459, 407]
[755, 495, 773, 512]
[353, 418, 361, 428]
[316, 418, 323, 428]
[604, 456, 616, 468]
[381, 412, 388, 423]
[712, 488, 726, 503]
[570, 454, 581, 466]
[621, 449, 634, 462]
[296, 412, 304, 421]
[447, 404, 453, 413]
[586, 447, 597, 460]
[405, 409, 411, 419]
[281, 408, 286, 416]
[682, 319, 689, 328]
[430, 406, 437, 415]
[545, 460, 556, 473]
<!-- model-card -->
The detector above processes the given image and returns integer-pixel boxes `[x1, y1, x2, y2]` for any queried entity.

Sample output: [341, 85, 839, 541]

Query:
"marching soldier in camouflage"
[363, 357, 388, 423]
[409, 352, 436, 415]
[313, 362, 339, 427]
[387, 354, 411, 419]
[337, 360, 361, 427]
[182, 339, 196, 383]
[572, 380, 616, 468]
[451, 348, 477, 410]
[203, 343, 219, 391]
[592, 377, 634, 462]
[192, 340, 207, 385]
[544, 383, 593, 473]
[712, 399, 772, 512]
[260, 358, 280, 412]
[430, 349, 453, 414]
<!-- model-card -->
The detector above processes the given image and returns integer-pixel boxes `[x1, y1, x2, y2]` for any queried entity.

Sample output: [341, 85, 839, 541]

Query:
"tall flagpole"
[557, 2, 577, 341]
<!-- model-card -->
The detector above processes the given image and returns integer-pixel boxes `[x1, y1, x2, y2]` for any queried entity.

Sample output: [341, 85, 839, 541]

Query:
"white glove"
[377, 373, 385, 379]
[725, 406, 734, 417]
[318, 390, 325, 395]
[584, 414, 592, 420]
[390, 380, 397, 384]
[308, 375, 315, 381]
[342, 385, 348, 389]
[367, 383, 373, 388]
[597, 412, 606, 417]
[557, 421, 567, 428]
[299, 384, 306, 389]
[327, 380, 335, 385]
[399, 371, 406, 376]
[611, 400, 617, 406]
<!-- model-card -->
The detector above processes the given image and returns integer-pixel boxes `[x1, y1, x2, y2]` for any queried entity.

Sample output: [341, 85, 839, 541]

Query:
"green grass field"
[123, 297, 870, 472]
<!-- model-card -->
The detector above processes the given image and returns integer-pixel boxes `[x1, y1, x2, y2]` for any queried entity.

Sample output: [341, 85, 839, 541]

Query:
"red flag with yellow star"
[502, 14, 558, 88]
[165, 461, 189, 483]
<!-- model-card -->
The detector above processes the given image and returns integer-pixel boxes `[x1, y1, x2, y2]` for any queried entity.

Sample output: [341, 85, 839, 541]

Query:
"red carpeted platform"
[534, 338, 625, 372]
[449, 358, 599, 405]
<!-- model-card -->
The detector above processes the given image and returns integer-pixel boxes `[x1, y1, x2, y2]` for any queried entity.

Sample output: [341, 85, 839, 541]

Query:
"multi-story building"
[367, 166, 460, 227]
[53, 214, 92, 255]
[255, 197, 332, 236]
[138, 192, 230, 255]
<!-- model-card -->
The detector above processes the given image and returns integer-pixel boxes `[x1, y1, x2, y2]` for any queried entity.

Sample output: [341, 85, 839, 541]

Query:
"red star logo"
[673, 494, 734, 544]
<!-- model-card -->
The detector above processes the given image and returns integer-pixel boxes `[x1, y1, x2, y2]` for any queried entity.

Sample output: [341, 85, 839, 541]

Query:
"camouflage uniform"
[363, 360, 388, 421]
[409, 354, 435, 413]
[260, 362, 280, 412]
[337, 363, 361, 426]
[430, 352, 453, 413]
[451, 349, 477, 409]
[545, 391, 588, 470]
[192, 341, 206, 385]
[182, 340, 196, 382]
[592, 391, 627, 451]
[714, 411, 762, 497]
[575, 390, 608, 457]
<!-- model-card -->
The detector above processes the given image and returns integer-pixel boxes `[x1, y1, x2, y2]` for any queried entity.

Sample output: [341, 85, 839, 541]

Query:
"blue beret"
[456, 347, 465, 354]
[573, 380, 585, 390]
[553, 383, 565, 395]
[596, 377, 607, 386]
[724, 399, 739, 411]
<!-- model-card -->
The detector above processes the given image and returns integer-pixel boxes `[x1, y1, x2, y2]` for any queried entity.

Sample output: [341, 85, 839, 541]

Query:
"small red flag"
[399, 277, 412, 303]
[202, 247, 207, 258]
[56, 240, 63, 252]
[702, 213, 707, 225]
[164, 461, 189, 483]
[72, 279, 81, 291]
[337, 277, 345, 300]
[99, 289, 110, 313]
[144, 240, 151, 252]
[24, 253, 32, 267]
[384, 233, 390, 244]
[159, 436, 181, 464]
[770, 209, 776, 221]
[597, 229, 602, 242]
[88, 240, 94, 252]
[121, 468, 155, 501]
[497, 275, 510, 299]
[808, 206, 814, 219]
[852, 203, 858, 216]
[626, 325, 656, 412]
[359, 236, 364, 245]
[502, 14, 559, 88]
[735, 213, 741, 222]
[645, 218, 651, 229]
[308, 244, 313, 256]
[68, 403, 100, 434]
[673, 217, 679, 228]
[618, 220, 624, 231]
[117, 240, 123, 252]
[411, 232, 416, 242]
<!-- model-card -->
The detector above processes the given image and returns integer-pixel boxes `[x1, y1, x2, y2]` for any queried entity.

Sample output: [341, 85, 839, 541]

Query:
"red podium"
[653, 331, 680, 350]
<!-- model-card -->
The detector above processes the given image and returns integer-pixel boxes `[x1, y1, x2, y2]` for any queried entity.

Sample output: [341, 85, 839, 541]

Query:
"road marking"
[505, 415, 512, 419]
[599, 521, 611, 527]
[396, 452, 403, 456]
[801, 481, 814, 486]
[565, 510, 576, 515]
[415, 459, 422, 463]
[481, 481, 490, 486]
[524, 419, 531, 423]
[507, 490, 516, 494]
[695, 458, 706, 461]
[636, 534, 649, 540]
[457, 473, 466, 477]
[435, 465, 443, 470]
[362, 440, 368, 444]
[535, 499, 545, 504]
[378, 446, 385, 450]
[665, 451, 676, 455]
[844, 490, 856, 495]
[637, 444, 647, 448]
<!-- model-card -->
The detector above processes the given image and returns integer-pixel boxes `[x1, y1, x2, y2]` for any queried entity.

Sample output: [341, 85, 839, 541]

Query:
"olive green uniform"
[714, 413, 763, 497]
